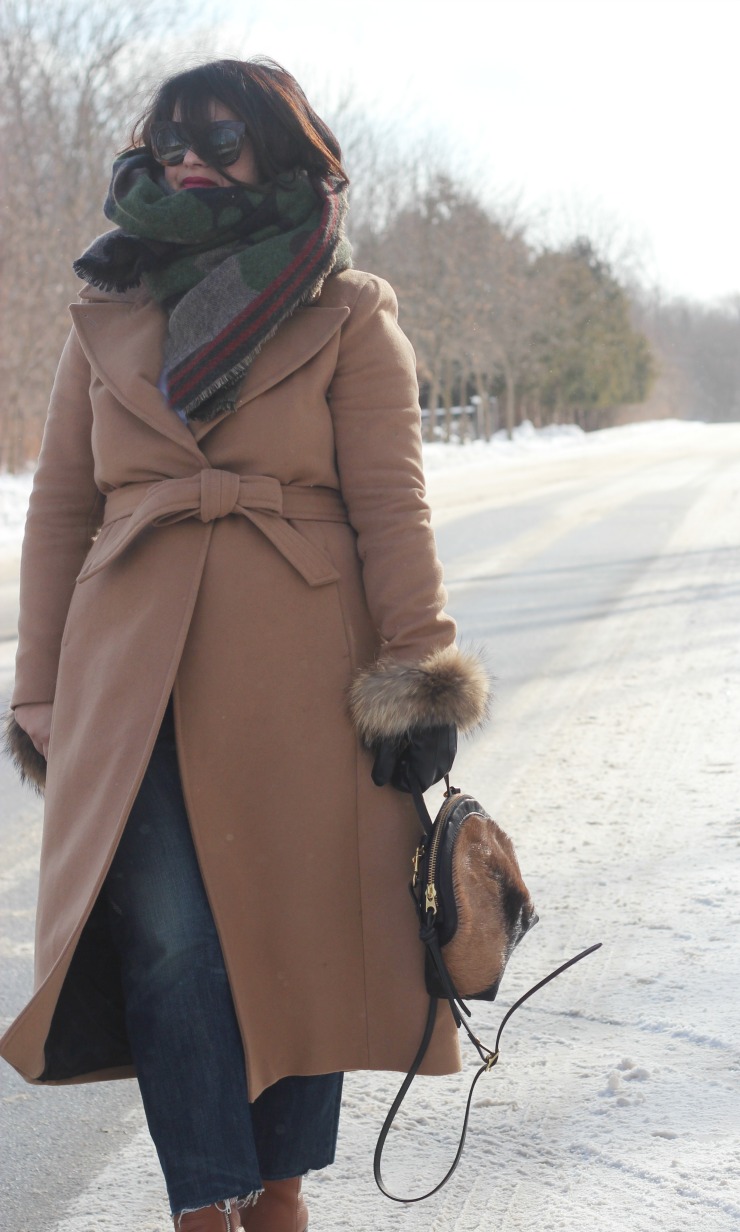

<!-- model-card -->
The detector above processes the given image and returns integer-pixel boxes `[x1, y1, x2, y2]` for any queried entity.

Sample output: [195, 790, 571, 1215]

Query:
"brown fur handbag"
[374, 773, 601, 1202]
[411, 778, 538, 1001]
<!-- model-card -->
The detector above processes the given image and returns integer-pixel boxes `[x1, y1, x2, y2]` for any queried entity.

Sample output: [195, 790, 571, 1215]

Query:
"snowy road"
[1, 422, 738, 1231]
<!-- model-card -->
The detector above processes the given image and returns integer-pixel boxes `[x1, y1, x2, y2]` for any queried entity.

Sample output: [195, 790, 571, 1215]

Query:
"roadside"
[1, 422, 738, 1232]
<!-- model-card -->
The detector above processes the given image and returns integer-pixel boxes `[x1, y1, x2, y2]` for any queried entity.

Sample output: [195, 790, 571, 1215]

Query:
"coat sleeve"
[10, 327, 104, 712]
[328, 274, 489, 744]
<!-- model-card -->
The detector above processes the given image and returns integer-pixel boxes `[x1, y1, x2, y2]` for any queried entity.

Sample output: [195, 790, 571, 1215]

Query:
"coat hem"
[10, 1063, 137, 1087]
[2, 1052, 463, 1093]
[0, 526, 216, 1086]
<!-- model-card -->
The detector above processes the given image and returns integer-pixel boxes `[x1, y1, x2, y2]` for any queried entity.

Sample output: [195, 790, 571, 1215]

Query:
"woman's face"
[163, 99, 260, 191]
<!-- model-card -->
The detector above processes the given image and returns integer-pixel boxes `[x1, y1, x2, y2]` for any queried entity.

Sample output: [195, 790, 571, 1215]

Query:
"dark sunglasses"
[150, 120, 247, 168]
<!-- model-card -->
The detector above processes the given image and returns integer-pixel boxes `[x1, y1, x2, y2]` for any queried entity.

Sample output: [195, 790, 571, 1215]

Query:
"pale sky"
[207, 0, 738, 304]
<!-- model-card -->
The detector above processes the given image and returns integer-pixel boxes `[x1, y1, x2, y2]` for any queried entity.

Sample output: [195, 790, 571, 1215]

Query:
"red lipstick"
[180, 176, 218, 188]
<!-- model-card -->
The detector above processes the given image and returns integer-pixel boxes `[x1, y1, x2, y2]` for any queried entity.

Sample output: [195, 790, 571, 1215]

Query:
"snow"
[0, 420, 710, 554]
[0, 468, 33, 556]
[421, 416, 709, 473]
[2, 419, 738, 1231]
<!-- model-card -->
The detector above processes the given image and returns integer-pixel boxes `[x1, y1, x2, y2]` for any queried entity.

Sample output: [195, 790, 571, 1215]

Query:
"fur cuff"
[3, 710, 47, 794]
[349, 644, 490, 744]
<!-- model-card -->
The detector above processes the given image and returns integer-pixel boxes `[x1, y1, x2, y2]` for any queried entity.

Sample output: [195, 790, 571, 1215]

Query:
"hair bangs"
[130, 58, 348, 188]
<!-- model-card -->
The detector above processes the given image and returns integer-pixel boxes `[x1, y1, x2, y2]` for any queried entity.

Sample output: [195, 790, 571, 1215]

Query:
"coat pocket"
[299, 519, 380, 672]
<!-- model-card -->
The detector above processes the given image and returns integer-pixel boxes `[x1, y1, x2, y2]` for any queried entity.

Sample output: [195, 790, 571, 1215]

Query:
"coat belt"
[77, 471, 349, 588]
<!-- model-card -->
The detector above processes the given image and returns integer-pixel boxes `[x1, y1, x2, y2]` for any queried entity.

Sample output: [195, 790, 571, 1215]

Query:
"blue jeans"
[102, 697, 343, 1214]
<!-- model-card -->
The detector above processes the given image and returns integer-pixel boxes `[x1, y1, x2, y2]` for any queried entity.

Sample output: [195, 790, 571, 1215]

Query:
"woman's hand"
[371, 724, 457, 793]
[12, 703, 53, 760]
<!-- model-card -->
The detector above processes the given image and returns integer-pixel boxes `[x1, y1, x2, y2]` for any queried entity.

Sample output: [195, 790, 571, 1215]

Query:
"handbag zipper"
[423, 790, 462, 916]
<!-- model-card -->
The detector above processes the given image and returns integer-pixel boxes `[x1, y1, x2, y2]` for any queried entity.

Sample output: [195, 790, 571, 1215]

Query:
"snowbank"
[421, 416, 708, 473]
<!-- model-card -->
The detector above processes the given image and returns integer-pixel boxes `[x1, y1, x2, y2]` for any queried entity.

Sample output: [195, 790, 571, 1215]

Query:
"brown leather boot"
[173, 1198, 242, 1231]
[239, 1178, 309, 1232]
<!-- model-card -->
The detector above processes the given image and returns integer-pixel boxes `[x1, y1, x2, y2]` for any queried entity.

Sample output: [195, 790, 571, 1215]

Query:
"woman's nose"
[181, 145, 205, 166]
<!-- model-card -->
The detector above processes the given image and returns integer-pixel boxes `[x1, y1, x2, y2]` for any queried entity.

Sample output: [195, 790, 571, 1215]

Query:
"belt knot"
[199, 469, 241, 522]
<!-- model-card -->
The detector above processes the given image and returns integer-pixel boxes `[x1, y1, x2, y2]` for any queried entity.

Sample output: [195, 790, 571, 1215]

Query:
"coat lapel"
[70, 294, 202, 458]
[70, 286, 350, 451]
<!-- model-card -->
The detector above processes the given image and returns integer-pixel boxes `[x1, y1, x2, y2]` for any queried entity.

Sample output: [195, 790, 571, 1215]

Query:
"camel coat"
[1, 269, 488, 1099]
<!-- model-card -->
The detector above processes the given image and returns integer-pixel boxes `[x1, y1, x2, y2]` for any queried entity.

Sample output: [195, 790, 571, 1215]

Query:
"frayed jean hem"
[174, 1191, 263, 1222]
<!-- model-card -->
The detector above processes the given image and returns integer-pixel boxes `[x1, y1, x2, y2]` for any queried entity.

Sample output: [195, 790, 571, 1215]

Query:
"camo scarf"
[74, 149, 352, 422]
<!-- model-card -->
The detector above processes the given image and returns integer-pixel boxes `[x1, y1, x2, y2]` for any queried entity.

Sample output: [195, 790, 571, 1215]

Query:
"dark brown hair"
[131, 58, 349, 186]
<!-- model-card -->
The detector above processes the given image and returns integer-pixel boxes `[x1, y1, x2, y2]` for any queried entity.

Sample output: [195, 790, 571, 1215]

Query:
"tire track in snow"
[460, 454, 740, 1231]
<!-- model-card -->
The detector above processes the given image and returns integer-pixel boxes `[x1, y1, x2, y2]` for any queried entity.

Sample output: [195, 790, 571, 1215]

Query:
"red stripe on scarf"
[169, 189, 340, 405]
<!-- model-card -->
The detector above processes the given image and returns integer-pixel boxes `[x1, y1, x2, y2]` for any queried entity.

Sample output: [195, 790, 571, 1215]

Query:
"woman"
[2, 58, 488, 1230]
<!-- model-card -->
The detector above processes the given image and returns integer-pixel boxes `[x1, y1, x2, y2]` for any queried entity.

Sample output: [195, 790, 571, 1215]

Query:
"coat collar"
[70, 283, 350, 451]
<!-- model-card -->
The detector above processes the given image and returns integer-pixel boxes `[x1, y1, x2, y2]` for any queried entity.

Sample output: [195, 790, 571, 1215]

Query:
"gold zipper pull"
[411, 845, 424, 886]
[425, 883, 438, 915]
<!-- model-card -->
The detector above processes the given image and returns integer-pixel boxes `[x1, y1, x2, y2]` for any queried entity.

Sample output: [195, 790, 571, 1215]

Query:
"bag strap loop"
[377, 770, 602, 1201]
[374, 942, 602, 1203]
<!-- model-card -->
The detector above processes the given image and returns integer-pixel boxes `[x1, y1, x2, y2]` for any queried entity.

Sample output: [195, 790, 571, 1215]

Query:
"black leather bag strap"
[374, 994, 498, 1203]
[373, 943, 603, 1203]
[373, 996, 438, 1201]
[408, 769, 436, 837]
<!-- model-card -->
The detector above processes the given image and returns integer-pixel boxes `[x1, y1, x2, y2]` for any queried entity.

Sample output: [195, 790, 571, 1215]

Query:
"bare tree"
[0, 0, 211, 469]
[308, 79, 410, 244]
[356, 169, 537, 440]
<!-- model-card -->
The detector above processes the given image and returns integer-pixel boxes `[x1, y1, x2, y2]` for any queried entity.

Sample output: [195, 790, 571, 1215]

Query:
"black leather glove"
[371, 724, 457, 793]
